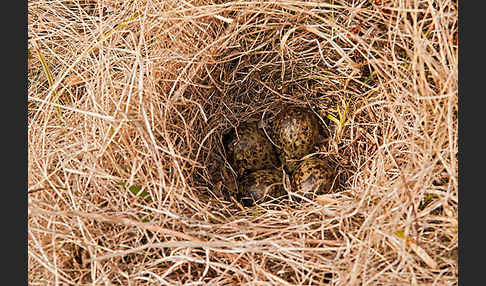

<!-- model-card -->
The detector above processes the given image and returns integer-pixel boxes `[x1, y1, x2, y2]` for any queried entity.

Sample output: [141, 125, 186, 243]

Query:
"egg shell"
[225, 123, 278, 176]
[292, 157, 336, 196]
[272, 106, 321, 173]
[238, 169, 285, 204]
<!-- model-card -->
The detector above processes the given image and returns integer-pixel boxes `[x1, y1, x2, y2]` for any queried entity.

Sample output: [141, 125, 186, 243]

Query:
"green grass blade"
[35, 46, 63, 120]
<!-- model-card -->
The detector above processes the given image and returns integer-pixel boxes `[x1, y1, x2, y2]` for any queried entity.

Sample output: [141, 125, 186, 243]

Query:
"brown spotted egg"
[292, 157, 336, 196]
[225, 122, 279, 176]
[272, 106, 321, 173]
[238, 169, 285, 205]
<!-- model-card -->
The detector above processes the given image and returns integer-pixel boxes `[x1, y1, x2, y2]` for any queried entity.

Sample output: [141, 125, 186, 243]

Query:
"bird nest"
[28, 0, 458, 284]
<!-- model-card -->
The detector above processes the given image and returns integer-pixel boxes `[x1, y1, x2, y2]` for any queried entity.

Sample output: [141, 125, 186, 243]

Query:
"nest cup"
[160, 18, 362, 208]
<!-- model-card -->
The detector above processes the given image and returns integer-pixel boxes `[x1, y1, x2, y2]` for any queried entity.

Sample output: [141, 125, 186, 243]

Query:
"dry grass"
[28, 0, 458, 285]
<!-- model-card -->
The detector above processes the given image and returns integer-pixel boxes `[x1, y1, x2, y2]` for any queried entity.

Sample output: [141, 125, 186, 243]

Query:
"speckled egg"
[238, 169, 285, 205]
[225, 123, 278, 176]
[292, 157, 336, 196]
[272, 106, 321, 173]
